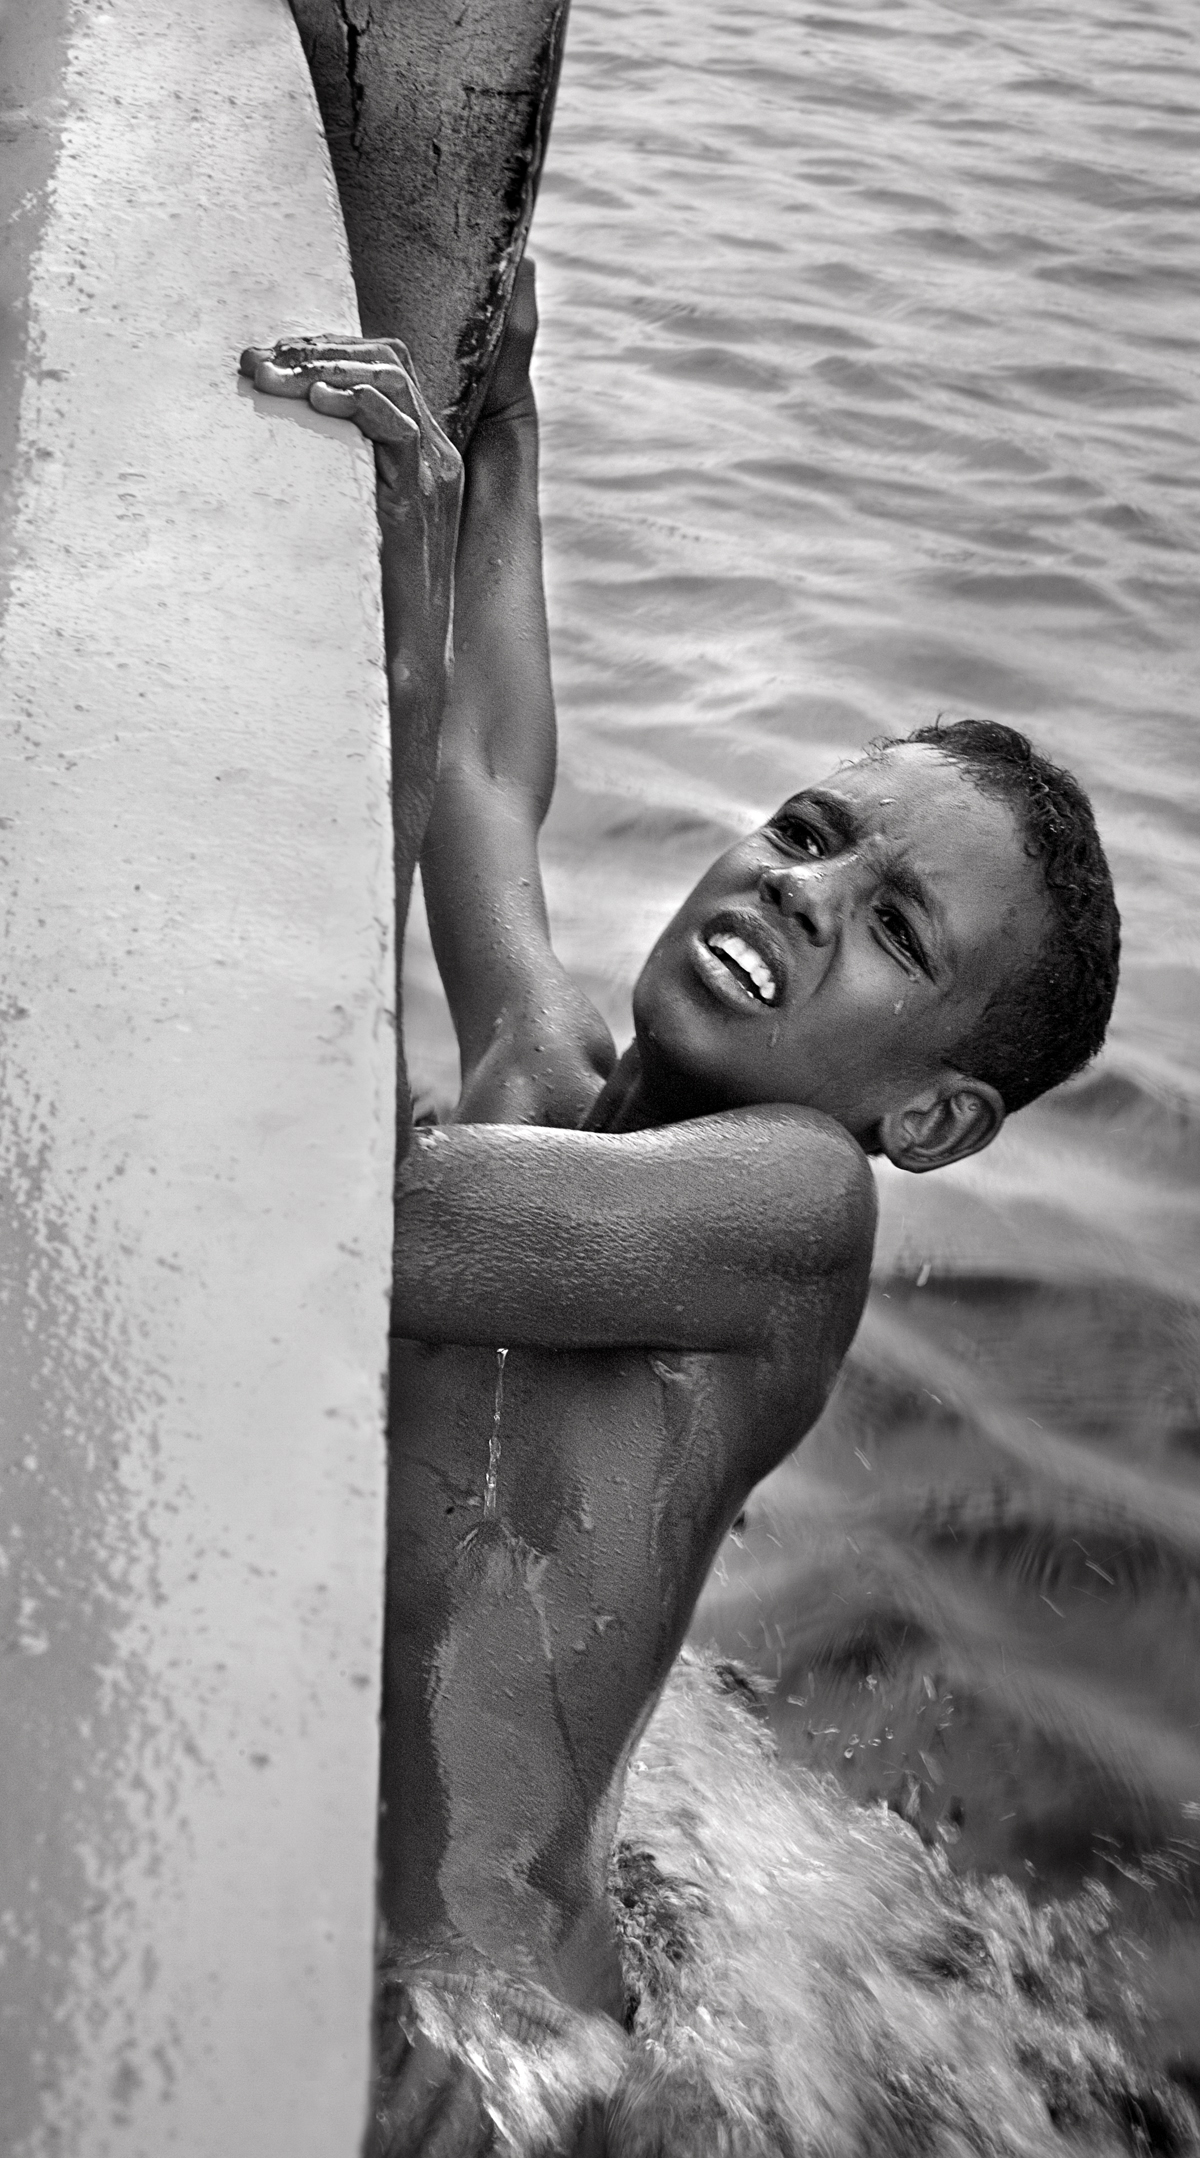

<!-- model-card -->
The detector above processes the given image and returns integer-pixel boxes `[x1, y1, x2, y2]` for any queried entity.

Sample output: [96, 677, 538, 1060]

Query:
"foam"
[373, 1653, 1198, 2155]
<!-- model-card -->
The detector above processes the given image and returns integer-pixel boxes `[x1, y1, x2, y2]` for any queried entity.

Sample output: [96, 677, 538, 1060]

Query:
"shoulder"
[644, 1102, 876, 1280]
[741, 1105, 877, 1274]
[718, 1109, 875, 1408]
[397, 1104, 875, 1361]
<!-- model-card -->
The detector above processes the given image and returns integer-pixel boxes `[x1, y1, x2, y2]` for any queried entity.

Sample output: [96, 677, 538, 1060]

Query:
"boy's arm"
[239, 332, 464, 1152]
[240, 289, 606, 1130]
[393, 1104, 876, 1358]
[420, 263, 616, 1128]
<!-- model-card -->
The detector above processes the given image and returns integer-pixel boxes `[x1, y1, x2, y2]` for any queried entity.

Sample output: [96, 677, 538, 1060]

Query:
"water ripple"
[406, 0, 1200, 2069]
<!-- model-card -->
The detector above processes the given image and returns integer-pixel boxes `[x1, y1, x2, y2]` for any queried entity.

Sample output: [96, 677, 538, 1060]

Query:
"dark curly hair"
[880, 718, 1120, 1114]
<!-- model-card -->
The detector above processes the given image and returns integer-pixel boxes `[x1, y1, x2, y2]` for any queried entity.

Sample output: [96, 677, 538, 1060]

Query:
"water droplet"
[483, 1346, 508, 1517]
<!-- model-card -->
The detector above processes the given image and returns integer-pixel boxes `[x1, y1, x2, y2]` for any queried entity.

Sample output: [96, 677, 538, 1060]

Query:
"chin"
[634, 953, 889, 1138]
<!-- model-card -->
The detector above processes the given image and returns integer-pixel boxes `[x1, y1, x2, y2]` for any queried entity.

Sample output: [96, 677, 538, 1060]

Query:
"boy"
[242, 266, 1120, 2155]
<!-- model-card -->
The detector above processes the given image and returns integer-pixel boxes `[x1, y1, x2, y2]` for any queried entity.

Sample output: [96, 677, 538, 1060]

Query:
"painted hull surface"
[0, 1, 392, 2149]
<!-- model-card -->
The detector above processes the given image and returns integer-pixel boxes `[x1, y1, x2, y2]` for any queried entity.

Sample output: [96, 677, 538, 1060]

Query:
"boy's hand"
[370, 1969, 621, 2158]
[238, 336, 463, 529]
[366, 2024, 496, 2157]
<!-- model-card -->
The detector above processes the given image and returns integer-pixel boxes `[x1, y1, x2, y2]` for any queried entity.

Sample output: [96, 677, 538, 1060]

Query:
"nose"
[758, 858, 843, 944]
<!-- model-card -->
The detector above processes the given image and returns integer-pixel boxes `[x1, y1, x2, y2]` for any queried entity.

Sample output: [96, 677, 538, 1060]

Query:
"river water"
[403, 0, 1200, 2076]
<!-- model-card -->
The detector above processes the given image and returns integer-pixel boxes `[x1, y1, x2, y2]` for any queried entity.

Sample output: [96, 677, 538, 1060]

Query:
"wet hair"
[880, 718, 1121, 1114]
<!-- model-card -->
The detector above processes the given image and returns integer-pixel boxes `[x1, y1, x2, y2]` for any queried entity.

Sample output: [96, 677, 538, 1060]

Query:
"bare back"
[383, 1091, 872, 2018]
[373, 277, 876, 2017]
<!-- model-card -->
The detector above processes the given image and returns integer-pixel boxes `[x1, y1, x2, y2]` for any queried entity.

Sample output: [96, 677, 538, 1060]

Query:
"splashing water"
[404, 0, 1200, 2094]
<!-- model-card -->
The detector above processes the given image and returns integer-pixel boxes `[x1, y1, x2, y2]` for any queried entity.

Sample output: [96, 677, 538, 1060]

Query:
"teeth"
[707, 931, 778, 1004]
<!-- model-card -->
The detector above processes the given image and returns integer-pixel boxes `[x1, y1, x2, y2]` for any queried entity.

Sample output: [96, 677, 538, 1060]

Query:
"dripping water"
[484, 1346, 508, 1518]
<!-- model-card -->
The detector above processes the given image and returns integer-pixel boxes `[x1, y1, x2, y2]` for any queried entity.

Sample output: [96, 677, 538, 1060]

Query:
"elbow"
[786, 1120, 878, 1274]
[389, 1255, 443, 1344]
[835, 1138, 879, 1265]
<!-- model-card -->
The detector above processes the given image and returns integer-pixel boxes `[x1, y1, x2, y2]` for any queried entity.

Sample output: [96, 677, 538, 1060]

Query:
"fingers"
[242, 341, 423, 447]
[240, 335, 414, 380]
[247, 353, 419, 408]
[305, 381, 358, 420]
[370, 2028, 495, 2158]
[238, 342, 426, 454]
[310, 380, 420, 446]
[238, 334, 460, 491]
[415, 2071, 494, 2158]
[239, 348, 309, 398]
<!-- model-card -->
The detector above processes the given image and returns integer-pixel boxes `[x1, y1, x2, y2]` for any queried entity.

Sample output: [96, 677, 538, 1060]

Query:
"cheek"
[630, 957, 657, 1036]
[634, 913, 683, 993]
[646, 840, 769, 971]
[801, 955, 933, 1082]
[631, 934, 692, 1049]
[838, 930, 933, 1029]
[683, 841, 762, 911]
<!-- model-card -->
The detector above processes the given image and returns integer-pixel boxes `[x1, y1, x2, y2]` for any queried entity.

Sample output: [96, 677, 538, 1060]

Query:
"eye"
[877, 904, 925, 972]
[768, 803, 826, 858]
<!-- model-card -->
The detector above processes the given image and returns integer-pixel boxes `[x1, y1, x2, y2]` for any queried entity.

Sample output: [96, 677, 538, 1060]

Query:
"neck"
[585, 1044, 880, 1151]
[582, 1042, 724, 1133]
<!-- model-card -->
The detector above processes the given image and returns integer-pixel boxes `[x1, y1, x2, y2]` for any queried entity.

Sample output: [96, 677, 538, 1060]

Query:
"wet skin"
[386, 1217, 866, 2018]
[245, 289, 1052, 2145]
[385, 746, 1049, 2026]
[626, 746, 1048, 1154]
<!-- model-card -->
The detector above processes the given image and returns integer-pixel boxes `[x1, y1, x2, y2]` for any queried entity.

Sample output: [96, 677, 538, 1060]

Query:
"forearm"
[415, 387, 617, 1122]
[419, 408, 558, 1042]
[437, 405, 556, 807]
[379, 495, 460, 908]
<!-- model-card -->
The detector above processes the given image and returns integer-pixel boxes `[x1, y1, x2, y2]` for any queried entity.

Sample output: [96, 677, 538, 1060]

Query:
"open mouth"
[704, 930, 780, 1005]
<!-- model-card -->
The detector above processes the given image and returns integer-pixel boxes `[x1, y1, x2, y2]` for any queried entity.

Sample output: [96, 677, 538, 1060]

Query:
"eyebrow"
[785, 788, 859, 848]
[792, 789, 953, 973]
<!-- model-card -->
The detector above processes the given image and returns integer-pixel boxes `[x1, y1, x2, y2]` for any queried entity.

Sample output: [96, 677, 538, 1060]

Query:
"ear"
[878, 1076, 1005, 1174]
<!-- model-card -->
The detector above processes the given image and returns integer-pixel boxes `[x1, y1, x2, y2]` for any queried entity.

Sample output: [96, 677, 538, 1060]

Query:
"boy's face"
[632, 745, 1049, 1156]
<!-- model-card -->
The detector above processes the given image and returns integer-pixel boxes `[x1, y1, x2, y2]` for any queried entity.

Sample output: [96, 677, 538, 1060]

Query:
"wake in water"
[378, 1653, 1199, 2156]
[382, 0, 1200, 2135]
[692, 1119, 1200, 2066]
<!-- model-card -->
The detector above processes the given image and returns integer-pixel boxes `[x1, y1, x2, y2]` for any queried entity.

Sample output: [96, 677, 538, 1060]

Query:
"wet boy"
[242, 267, 1119, 2154]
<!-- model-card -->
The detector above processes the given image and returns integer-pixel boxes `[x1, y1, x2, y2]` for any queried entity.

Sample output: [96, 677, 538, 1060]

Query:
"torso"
[380, 1311, 847, 2018]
